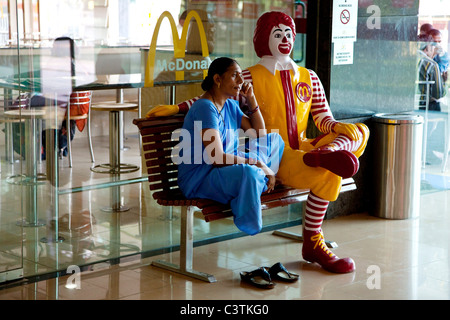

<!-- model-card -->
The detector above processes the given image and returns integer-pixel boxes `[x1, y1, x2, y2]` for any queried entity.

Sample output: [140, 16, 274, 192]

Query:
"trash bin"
[372, 113, 424, 219]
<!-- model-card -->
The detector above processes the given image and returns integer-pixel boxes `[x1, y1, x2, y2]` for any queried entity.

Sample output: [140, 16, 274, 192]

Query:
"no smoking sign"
[340, 9, 350, 25]
[332, 0, 358, 42]
[332, 0, 358, 65]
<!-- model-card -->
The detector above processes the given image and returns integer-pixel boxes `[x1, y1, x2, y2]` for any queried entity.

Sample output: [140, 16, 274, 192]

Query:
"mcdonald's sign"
[145, 10, 210, 87]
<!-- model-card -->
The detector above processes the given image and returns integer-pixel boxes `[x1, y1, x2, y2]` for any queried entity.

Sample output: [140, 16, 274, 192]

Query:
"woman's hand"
[240, 82, 256, 102]
[265, 173, 276, 193]
[240, 81, 266, 137]
[255, 160, 276, 193]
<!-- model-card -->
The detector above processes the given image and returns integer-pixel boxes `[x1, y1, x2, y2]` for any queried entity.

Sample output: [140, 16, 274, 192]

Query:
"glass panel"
[0, 0, 24, 283]
[330, 1, 420, 119]
[415, 2, 450, 191]
[0, 0, 309, 283]
[328, 0, 449, 203]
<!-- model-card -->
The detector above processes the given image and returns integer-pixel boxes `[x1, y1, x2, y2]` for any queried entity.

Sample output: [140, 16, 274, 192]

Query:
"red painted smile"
[278, 43, 291, 54]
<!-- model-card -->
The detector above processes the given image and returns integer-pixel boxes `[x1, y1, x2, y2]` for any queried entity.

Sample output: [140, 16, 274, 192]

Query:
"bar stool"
[90, 100, 140, 174]
[0, 94, 33, 164]
[0, 112, 21, 164]
[65, 91, 95, 168]
[4, 108, 47, 227]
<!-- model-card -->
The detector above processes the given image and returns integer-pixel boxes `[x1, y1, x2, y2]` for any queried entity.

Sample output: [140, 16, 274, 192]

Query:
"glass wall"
[328, 0, 450, 213]
[416, 1, 450, 193]
[0, 0, 24, 284]
[0, 0, 304, 284]
[330, 0, 420, 117]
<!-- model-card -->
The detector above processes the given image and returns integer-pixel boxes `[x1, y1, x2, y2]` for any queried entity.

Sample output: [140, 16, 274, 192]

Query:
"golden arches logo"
[295, 82, 312, 103]
[145, 10, 210, 87]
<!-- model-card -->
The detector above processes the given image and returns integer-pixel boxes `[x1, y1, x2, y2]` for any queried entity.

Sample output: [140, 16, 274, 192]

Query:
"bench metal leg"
[151, 206, 217, 283]
[272, 230, 338, 249]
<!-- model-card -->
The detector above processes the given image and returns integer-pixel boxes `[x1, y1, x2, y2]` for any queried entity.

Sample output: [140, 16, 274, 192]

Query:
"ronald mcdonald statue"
[147, 11, 369, 273]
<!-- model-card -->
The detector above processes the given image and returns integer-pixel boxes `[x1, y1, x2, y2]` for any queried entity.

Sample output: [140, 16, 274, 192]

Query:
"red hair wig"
[253, 11, 296, 58]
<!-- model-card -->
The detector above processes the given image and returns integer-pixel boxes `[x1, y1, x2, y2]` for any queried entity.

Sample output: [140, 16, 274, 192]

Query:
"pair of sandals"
[240, 262, 299, 289]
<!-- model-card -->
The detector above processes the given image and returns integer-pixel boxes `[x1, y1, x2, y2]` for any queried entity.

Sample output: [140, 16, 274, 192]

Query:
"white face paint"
[268, 24, 294, 59]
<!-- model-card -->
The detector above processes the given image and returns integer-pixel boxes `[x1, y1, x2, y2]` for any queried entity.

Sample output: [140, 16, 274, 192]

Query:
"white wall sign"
[332, 0, 358, 65]
[332, 0, 358, 43]
[333, 41, 354, 65]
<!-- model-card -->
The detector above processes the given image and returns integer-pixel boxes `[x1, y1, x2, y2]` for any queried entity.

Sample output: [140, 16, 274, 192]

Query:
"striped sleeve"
[178, 96, 200, 113]
[242, 69, 253, 83]
[308, 69, 337, 133]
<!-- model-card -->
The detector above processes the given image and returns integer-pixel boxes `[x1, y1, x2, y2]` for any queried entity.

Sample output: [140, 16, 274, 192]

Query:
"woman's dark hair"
[201, 57, 239, 91]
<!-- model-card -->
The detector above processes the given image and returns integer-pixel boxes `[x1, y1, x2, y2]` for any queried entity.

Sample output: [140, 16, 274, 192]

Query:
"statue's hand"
[333, 122, 361, 141]
[146, 105, 180, 118]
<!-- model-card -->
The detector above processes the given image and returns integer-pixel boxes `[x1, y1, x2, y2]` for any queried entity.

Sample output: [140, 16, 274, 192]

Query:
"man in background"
[417, 33, 446, 111]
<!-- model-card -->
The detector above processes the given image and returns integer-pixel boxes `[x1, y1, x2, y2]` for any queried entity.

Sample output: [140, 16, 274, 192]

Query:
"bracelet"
[246, 105, 260, 116]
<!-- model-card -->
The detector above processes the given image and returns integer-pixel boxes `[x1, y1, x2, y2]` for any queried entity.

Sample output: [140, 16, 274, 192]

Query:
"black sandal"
[263, 262, 299, 283]
[240, 267, 275, 289]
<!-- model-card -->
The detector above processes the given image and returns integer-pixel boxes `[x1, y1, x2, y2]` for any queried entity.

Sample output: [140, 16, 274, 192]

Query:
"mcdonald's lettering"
[295, 82, 312, 103]
[145, 10, 210, 87]
[156, 58, 210, 73]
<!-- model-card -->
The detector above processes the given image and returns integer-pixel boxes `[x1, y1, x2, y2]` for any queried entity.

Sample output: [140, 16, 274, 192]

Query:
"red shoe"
[303, 149, 359, 178]
[302, 229, 355, 273]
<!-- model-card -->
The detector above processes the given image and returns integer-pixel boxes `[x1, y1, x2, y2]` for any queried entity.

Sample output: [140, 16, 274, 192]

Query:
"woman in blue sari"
[177, 57, 284, 235]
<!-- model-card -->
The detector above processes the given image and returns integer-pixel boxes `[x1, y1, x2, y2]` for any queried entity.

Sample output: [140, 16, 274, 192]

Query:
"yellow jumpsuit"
[248, 64, 367, 201]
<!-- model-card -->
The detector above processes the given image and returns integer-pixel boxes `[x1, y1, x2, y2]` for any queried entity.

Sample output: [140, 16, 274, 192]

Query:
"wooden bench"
[133, 115, 357, 282]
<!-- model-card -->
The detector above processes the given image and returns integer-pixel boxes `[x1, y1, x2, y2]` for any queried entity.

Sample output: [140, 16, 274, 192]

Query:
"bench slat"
[141, 132, 175, 145]
[149, 179, 179, 191]
[143, 140, 179, 152]
[148, 171, 178, 183]
[144, 148, 173, 160]
[146, 156, 174, 167]
[139, 123, 183, 136]
[133, 116, 185, 129]
[146, 162, 178, 175]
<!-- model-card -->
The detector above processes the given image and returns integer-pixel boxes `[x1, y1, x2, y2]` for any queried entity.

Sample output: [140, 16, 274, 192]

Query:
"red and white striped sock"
[304, 192, 329, 232]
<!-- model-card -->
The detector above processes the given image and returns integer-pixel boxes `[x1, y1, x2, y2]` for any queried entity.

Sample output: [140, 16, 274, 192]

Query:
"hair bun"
[201, 75, 214, 91]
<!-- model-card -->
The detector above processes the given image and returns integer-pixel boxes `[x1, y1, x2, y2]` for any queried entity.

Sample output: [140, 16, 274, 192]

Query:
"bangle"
[246, 105, 259, 116]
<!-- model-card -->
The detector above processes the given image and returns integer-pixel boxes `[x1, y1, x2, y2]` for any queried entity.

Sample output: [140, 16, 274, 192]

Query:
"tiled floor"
[1, 115, 450, 300]
[0, 187, 449, 300]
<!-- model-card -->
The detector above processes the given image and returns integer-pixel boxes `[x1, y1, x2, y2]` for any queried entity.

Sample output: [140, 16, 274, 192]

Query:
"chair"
[65, 90, 95, 168]
[0, 93, 28, 163]
[4, 99, 47, 227]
